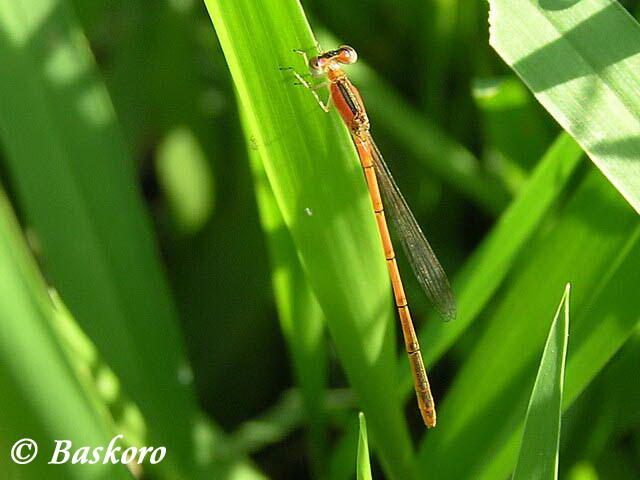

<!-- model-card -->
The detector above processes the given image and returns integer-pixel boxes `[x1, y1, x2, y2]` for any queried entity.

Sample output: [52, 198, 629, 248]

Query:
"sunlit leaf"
[490, 0, 640, 214]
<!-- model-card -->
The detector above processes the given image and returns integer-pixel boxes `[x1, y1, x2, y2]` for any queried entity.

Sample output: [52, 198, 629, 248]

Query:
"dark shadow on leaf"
[590, 136, 640, 161]
[538, 0, 582, 11]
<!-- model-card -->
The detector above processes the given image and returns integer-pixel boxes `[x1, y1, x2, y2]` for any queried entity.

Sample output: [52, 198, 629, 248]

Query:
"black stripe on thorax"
[336, 79, 361, 116]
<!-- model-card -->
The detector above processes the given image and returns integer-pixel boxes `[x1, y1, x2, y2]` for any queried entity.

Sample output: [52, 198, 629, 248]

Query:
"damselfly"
[282, 45, 456, 427]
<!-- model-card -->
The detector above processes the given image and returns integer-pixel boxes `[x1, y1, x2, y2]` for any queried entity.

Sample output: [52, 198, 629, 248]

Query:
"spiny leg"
[278, 65, 310, 79]
[294, 39, 324, 58]
[292, 48, 310, 66]
[293, 74, 331, 112]
[280, 51, 331, 112]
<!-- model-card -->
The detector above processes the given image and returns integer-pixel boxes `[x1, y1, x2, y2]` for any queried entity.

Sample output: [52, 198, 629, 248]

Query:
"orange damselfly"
[282, 45, 456, 427]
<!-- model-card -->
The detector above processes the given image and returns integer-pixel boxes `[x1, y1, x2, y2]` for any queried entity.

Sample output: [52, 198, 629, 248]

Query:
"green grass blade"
[248, 127, 328, 475]
[399, 133, 582, 395]
[0, 1, 196, 473]
[356, 413, 373, 480]
[203, 1, 414, 478]
[0, 191, 132, 480]
[417, 167, 640, 478]
[513, 284, 570, 480]
[489, 0, 640, 214]
[471, 239, 640, 480]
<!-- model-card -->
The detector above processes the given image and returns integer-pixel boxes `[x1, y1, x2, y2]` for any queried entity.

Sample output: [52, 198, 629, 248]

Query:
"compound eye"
[337, 45, 358, 65]
[309, 56, 327, 74]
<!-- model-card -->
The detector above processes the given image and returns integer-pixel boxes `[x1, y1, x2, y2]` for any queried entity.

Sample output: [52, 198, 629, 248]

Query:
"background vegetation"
[0, 0, 638, 479]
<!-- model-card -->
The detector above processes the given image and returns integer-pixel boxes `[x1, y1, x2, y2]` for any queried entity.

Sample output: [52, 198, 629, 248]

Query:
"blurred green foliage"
[0, 0, 638, 479]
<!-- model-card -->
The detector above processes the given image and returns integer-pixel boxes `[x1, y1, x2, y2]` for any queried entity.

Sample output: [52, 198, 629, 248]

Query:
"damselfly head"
[308, 45, 358, 75]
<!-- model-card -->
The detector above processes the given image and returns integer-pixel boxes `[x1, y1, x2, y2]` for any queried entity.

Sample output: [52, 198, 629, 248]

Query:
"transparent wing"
[368, 135, 456, 321]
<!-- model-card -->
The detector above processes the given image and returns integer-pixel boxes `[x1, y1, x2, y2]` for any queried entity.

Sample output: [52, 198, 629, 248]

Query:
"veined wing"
[368, 135, 456, 321]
